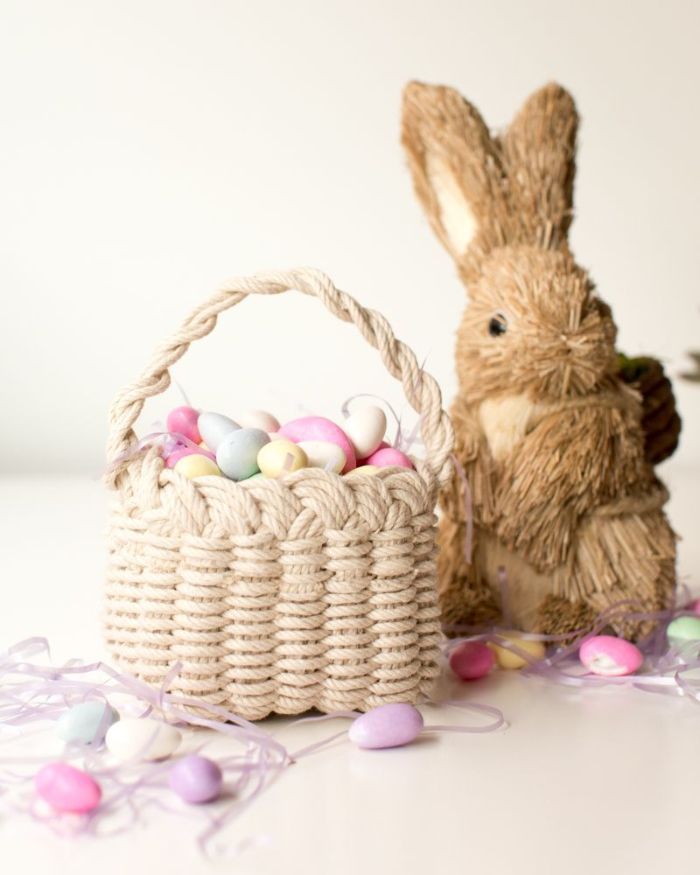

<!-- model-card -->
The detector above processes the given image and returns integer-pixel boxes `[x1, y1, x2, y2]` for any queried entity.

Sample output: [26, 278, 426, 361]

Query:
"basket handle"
[106, 267, 454, 487]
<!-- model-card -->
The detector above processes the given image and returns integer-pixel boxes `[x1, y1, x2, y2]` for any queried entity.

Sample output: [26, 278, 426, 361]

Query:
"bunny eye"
[488, 313, 508, 337]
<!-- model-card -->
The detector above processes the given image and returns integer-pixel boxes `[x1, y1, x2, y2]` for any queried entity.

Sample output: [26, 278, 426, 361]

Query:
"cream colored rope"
[106, 267, 453, 489]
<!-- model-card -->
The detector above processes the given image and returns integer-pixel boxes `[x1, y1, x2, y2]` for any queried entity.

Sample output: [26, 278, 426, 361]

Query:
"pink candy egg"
[278, 416, 356, 473]
[348, 703, 424, 750]
[166, 406, 201, 444]
[35, 762, 102, 814]
[579, 635, 643, 677]
[449, 641, 495, 681]
[163, 446, 215, 469]
[358, 441, 390, 465]
[365, 446, 414, 470]
[687, 598, 700, 616]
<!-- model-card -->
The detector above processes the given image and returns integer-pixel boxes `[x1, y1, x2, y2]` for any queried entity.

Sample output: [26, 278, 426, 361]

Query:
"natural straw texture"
[105, 268, 454, 720]
[401, 81, 678, 639]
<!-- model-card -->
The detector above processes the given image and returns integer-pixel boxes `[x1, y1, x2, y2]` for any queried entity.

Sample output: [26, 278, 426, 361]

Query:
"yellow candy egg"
[173, 454, 222, 480]
[345, 465, 380, 477]
[489, 633, 546, 670]
[257, 439, 307, 478]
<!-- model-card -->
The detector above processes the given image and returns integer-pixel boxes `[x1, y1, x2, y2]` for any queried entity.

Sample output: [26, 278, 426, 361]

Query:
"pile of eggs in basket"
[162, 404, 415, 481]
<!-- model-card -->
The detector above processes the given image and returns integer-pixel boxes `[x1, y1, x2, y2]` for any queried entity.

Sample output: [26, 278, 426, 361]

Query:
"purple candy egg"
[169, 755, 223, 804]
[348, 703, 424, 750]
[449, 641, 495, 681]
[579, 635, 643, 677]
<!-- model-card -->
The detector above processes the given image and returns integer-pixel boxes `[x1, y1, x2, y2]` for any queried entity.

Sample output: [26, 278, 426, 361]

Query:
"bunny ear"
[502, 83, 579, 247]
[401, 81, 507, 261]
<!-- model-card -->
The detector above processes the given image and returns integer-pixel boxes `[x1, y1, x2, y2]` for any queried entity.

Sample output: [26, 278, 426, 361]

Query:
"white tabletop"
[0, 469, 698, 875]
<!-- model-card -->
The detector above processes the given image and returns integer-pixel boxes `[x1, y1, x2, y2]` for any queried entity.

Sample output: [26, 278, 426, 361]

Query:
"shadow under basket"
[104, 268, 454, 720]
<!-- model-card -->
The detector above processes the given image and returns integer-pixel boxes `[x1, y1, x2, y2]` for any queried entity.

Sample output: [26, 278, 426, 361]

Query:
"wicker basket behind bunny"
[104, 268, 453, 720]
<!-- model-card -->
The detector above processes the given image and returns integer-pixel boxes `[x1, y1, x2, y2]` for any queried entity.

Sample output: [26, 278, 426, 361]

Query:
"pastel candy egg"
[449, 641, 495, 681]
[165, 447, 216, 469]
[365, 446, 414, 470]
[257, 439, 307, 477]
[197, 412, 240, 451]
[56, 701, 120, 746]
[343, 405, 387, 458]
[216, 428, 270, 480]
[489, 634, 546, 670]
[298, 440, 346, 474]
[166, 406, 201, 443]
[686, 598, 700, 616]
[173, 454, 222, 479]
[358, 441, 389, 465]
[237, 409, 281, 433]
[105, 718, 181, 762]
[667, 616, 700, 645]
[169, 755, 223, 804]
[579, 635, 643, 677]
[35, 763, 101, 814]
[279, 417, 356, 473]
[349, 703, 424, 750]
[345, 465, 380, 478]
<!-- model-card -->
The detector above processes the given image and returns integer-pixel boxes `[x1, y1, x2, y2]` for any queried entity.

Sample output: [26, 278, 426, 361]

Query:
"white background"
[0, 0, 698, 471]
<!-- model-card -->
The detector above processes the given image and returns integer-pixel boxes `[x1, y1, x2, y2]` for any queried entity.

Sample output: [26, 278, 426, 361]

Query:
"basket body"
[105, 455, 442, 720]
[104, 269, 453, 721]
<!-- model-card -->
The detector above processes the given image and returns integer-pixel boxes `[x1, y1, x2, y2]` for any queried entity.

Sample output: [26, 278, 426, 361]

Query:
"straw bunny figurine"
[401, 81, 680, 638]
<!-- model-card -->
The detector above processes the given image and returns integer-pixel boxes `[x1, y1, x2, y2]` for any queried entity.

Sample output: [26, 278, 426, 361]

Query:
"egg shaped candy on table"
[169, 755, 223, 804]
[579, 635, 643, 677]
[56, 701, 120, 746]
[489, 633, 545, 670]
[35, 763, 102, 814]
[278, 416, 356, 473]
[105, 718, 181, 762]
[349, 703, 424, 750]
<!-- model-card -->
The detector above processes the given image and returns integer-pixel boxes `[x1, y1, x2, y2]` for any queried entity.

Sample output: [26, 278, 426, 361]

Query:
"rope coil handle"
[106, 267, 454, 488]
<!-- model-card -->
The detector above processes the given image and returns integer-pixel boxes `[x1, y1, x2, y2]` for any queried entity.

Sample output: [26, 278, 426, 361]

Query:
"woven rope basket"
[104, 268, 454, 720]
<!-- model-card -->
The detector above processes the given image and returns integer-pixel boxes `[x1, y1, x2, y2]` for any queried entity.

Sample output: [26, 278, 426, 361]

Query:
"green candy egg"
[667, 616, 700, 645]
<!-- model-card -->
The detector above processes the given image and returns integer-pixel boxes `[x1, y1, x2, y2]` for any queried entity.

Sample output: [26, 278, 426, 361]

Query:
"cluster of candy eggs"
[33, 695, 432, 816]
[448, 605, 700, 683]
[162, 404, 414, 482]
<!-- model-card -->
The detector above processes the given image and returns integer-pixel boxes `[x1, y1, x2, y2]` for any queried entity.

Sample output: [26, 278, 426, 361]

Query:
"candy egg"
[169, 755, 223, 804]
[667, 616, 700, 645]
[686, 598, 700, 616]
[449, 641, 495, 681]
[358, 441, 390, 465]
[105, 718, 181, 762]
[173, 454, 222, 479]
[237, 409, 281, 433]
[279, 417, 356, 473]
[166, 406, 201, 443]
[489, 634, 546, 669]
[345, 465, 380, 478]
[257, 439, 307, 477]
[349, 703, 424, 750]
[216, 428, 270, 480]
[579, 635, 643, 677]
[197, 412, 240, 452]
[56, 701, 120, 746]
[297, 440, 346, 474]
[35, 763, 102, 814]
[165, 446, 216, 469]
[343, 405, 387, 459]
[365, 446, 414, 470]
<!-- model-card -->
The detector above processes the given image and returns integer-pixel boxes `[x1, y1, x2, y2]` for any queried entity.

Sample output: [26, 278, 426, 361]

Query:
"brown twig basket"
[104, 268, 454, 720]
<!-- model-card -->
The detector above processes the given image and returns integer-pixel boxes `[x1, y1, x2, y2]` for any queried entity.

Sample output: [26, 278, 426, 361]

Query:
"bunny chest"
[477, 394, 539, 462]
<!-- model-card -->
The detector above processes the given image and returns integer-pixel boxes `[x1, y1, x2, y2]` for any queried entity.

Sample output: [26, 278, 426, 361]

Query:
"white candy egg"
[197, 412, 240, 451]
[237, 409, 281, 433]
[105, 718, 181, 762]
[297, 440, 347, 474]
[343, 405, 387, 458]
